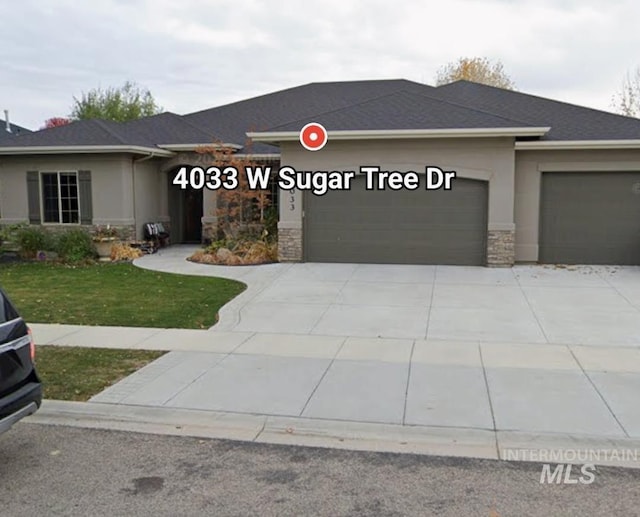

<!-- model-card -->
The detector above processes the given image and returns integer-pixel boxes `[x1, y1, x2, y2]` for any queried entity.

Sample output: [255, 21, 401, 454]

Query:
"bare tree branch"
[435, 57, 516, 90]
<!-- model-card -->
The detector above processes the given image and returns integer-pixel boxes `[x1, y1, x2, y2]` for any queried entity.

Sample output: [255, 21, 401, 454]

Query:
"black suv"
[0, 288, 42, 434]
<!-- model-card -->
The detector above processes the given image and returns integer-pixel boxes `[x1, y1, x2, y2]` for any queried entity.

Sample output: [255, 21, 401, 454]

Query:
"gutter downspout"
[132, 152, 156, 240]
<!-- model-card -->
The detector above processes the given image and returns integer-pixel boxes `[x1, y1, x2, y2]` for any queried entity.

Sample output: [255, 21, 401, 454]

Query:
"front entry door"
[183, 187, 203, 243]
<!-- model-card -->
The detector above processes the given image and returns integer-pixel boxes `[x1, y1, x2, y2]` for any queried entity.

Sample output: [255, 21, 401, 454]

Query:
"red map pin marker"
[300, 122, 328, 151]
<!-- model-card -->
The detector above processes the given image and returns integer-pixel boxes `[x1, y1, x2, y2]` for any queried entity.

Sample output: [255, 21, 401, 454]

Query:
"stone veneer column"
[201, 190, 217, 242]
[278, 184, 303, 262]
[487, 229, 515, 267]
[277, 222, 303, 261]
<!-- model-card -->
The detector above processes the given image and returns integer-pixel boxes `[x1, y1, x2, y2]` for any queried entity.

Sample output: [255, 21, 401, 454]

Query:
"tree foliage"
[196, 141, 273, 240]
[70, 81, 162, 122]
[435, 57, 516, 90]
[612, 67, 640, 118]
[42, 117, 71, 129]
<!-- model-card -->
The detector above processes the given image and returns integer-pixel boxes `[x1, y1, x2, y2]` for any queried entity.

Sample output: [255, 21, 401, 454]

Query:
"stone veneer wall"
[45, 224, 137, 241]
[201, 222, 218, 243]
[277, 227, 302, 261]
[487, 229, 515, 267]
[0, 223, 138, 241]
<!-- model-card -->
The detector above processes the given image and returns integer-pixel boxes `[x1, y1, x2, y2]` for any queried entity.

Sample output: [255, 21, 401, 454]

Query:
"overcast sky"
[1, 0, 638, 129]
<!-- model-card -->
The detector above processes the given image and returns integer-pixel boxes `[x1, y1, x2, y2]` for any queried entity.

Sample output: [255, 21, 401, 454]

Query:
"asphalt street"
[1, 424, 639, 516]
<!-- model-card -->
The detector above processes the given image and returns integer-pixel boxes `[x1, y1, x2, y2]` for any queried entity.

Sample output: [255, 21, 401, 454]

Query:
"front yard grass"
[36, 346, 166, 401]
[0, 262, 246, 329]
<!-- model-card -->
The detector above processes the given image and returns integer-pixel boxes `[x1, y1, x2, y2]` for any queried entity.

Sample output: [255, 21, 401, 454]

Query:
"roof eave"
[233, 153, 281, 159]
[247, 127, 551, 143]
[516, 140, 640, 150]
[0, 145, 175, 157]
[158, 143, 243, 151]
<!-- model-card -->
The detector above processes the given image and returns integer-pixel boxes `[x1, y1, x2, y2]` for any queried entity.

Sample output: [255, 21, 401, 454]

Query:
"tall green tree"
[70, 81, 162, 122]
[612, 67, 640, 118]
[435, 57, 516, 90]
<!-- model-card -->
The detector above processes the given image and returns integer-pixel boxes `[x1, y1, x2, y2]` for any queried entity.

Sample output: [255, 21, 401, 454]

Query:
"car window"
[0, 291, 19, 324]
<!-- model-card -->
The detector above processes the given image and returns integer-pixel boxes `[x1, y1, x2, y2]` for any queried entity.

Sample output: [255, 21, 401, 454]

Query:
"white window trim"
[39, 171, 82, 225]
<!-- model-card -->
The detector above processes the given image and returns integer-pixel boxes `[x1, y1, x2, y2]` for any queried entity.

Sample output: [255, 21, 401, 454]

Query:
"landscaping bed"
[189, 238, 278, 266]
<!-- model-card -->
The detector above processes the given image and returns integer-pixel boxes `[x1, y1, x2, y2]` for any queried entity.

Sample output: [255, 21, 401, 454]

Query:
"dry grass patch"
[189, 239, 278, 266]
[36, 346, 166, 401]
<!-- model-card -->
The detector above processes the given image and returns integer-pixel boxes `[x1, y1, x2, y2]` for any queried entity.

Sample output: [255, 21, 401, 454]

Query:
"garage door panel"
[304, 176, 488, 265]
[540, 172, 640, 265]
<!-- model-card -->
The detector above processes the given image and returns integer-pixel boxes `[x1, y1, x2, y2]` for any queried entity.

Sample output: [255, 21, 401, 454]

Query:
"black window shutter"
[78, 170, 93, 225]
[26, 171, 41, 224]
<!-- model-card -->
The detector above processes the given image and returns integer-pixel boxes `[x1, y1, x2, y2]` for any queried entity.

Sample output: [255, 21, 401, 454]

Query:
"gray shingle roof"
[0, 122, 32, 143]
[0, 119, 128, 146]
[183, 80, 432, 153]
[0, 113, 216, 149]
[265, 89, 535, 132]
[115, 112, 217, 146]
[2, 78, 640, 152]
[433, 80, 640, 140]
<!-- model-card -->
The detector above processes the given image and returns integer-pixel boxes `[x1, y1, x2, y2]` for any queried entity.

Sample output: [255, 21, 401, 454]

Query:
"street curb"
[25, 400, 640, 469]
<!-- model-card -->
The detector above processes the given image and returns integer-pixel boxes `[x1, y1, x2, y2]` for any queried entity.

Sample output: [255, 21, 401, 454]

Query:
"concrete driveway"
[136, 247, 640, 346]
[37, 247, 636, 447]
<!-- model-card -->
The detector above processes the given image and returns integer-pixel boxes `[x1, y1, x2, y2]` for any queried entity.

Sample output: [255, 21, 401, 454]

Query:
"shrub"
[204, 239, 230, 254]
[110, 243, 143, 261]
[15, 226, 55, 258]
[0, 223, 27, 247]
[55, 229, 96, 262]
[191, 237, 277, 265]
[263, 206, 278, 242]
[242, 240, 277, 264]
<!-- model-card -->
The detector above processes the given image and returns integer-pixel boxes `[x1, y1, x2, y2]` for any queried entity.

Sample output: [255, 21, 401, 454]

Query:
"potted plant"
[92, 225, 120, 260]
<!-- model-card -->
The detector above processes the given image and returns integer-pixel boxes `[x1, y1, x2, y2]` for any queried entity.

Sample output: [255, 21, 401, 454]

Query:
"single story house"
[1, 79, 640, 266]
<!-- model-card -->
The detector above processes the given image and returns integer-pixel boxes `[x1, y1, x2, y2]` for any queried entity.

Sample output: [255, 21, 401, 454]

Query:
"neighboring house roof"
[1, 79, 640, 155]
[0, 121, 32, 142]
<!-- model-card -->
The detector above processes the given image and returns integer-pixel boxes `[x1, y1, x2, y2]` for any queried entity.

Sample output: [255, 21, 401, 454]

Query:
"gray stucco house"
[2, 79, 640, 266]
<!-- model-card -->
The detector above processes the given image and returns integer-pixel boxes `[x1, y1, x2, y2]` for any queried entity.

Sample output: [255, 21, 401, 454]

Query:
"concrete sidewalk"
[31, 323, 640, 459]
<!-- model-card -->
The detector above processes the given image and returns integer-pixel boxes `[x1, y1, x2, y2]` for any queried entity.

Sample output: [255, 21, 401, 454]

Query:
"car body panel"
[0, 288, 42, 434]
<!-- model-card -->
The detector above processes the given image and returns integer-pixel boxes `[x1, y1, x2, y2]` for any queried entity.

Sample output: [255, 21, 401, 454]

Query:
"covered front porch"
[162, 152, 280, 245]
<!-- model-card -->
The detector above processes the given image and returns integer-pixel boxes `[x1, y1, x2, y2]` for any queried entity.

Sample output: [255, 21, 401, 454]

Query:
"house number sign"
[289, 188, 296, 211]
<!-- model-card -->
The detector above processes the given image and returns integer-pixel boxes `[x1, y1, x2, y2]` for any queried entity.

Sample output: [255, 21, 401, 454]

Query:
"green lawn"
[36, 346, 166, 401]
[0, 262, 246, 329]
